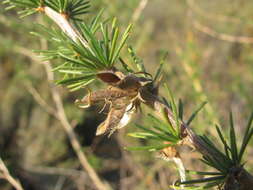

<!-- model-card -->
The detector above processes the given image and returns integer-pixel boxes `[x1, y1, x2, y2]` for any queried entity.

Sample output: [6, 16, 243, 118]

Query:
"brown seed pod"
[75, 87, 137, 108]
[96, 70, 125, 84]
[76, 69, 160, 136]
[96, 98, 135, 136]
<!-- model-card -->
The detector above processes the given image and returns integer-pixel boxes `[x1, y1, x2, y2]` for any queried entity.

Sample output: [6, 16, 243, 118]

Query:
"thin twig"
[193, 20, 253, 44]
[40, 38, 109, 190]
[0, 158, 24, 190]
[186, 0, 253, 44]
[25, 83, 59, 119]
[14, 41, 109, 190]
[13, 46, 43, 64]
[131, 0, 149, 23]
[172, 157, 185, 189]
[186, 0, 241, 23]
[24, 165, 87, 177]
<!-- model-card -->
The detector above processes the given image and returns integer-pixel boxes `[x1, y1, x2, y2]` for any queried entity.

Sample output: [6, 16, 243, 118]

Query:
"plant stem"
[0, 158, 24, 190]
[152, 98, 253, 189]
[40, 38, 110, 190]
[44, 6, 88, 47]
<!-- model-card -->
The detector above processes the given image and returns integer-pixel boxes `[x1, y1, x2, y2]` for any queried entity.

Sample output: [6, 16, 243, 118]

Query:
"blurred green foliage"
[1, 0, 253, 189]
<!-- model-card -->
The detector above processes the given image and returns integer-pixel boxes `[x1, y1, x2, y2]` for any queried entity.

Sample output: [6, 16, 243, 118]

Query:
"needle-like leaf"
[229, 112, 238, 164]
[238, 111, 253, 162]
[187, 101, 207, 126]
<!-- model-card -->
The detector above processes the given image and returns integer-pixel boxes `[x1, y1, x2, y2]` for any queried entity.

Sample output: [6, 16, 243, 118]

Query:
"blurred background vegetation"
[1, 0, 253, 189]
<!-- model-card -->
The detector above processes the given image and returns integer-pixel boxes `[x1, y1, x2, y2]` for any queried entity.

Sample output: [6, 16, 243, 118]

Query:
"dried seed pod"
[96, 70, 125, 84]
[96, 100, 135, 136]
[160, 146, 179, 158]
[117, 74, 141, 90]
[75, 87, 136, 108]
[76, 68, 160, 135]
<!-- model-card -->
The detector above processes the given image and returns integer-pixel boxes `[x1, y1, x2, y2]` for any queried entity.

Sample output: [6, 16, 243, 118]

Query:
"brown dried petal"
[161, 146, 179, 158]
[76, 88, 133, 108]
[96, 99, 134, 136]
[117, 74, 141, 91]
[97, 70, 122, 84]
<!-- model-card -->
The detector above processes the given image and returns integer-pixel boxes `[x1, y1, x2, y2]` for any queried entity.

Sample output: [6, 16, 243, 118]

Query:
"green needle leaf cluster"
[127, 89, 207, 152]
[4, 0, 90, 20]
[4, 0, 133, 91]
[35, 16, 132, 90]
[178, 112, 253, 189]
[127, 113, 181, 152]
